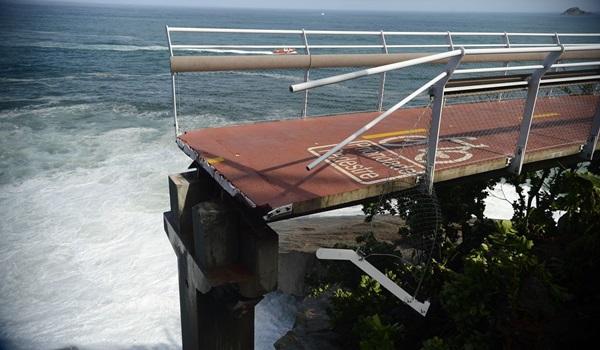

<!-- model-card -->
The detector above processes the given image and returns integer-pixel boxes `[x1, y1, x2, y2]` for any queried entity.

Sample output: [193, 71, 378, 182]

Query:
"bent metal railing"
[166, 27, 600, 194]
[289, 45, 600, 192]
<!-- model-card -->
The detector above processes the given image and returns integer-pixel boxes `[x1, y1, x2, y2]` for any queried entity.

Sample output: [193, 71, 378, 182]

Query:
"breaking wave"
[5, 41, 168, 51]
[4, 41, 274, 54]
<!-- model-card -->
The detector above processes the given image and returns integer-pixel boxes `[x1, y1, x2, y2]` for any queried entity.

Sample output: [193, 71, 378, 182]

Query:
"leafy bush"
[329, 274, 404, 348]
[440, 224, 564, 348]
[357, 314, 400, 350]
[308, 160, 600, 349]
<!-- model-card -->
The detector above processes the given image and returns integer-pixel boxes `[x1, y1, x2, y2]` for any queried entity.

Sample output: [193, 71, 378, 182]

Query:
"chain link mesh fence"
[530, 82, 600, 150]
[438, 89, 528, 171]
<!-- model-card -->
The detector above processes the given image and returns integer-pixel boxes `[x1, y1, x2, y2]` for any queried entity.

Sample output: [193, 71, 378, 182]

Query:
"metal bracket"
[509, 47, 565, 174]
[263, 203, 293, 221]
[424, 48, 465, 194]
[581, 101, 600, 160]
[316, 248, 430, 316]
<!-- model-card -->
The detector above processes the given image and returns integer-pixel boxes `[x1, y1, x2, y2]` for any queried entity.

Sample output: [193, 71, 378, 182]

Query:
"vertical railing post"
[446, 31, 455, 51]
[509, 48, 564, 174]
[547, 33, 562, 97]
[171, 74, 179, 137]
[424, 48, 465, 194]
[581, 101, 600, 160]
[166, 25, 180, 137]
[301, 29, 311, 118]
[498, 32, 511, 101]
[376, 30, 389, 111]
[553, 33, 561, 46]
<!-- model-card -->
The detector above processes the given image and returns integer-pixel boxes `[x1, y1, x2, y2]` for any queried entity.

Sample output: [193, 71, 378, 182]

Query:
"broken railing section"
[296, 49, 465, 173]
[165, 170, 278, 349]
[316, 248, 431, 316]
[290, 44, 600, 193]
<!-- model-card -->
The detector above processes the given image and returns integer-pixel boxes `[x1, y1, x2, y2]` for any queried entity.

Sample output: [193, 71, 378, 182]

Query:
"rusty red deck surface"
[178, 95, 598, 218]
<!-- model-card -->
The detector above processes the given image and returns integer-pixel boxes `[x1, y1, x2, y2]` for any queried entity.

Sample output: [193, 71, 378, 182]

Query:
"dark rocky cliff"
[562, 7, 590, 16]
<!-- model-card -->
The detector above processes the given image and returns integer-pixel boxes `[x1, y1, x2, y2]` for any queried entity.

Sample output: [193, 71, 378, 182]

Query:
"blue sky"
[27, 0, 600, 13]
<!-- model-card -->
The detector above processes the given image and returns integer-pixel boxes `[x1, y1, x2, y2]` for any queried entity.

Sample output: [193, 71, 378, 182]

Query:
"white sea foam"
[0, 127, 186, 349]
[234, 71, 301, 81]
[3, 41, 168, 51]
[0, 102, 298, 349]
[4, 41, 274, 55]
[14, 30, 138, 41]
[0, 73, 170, 84]
[255, 292, 299, 349]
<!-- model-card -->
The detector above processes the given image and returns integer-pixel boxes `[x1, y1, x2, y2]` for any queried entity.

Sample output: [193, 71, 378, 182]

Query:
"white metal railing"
[287, 43, 600, 189]
[289, 49, 462, 93]
[166, 27, 600, 53]
[290, 45, 600, 92]
[166, 27, 600, 134]
[166, 27, 600, 191]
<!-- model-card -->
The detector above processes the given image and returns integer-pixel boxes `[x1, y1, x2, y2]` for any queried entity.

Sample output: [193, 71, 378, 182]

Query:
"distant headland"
[562, 7, 591, 16]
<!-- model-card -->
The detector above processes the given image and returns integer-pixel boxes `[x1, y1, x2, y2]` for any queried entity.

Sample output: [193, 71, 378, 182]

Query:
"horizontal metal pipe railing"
[167, 27, 600, 38]
[170, 43, 600, 51]
[467, 44, 600, 55]
[444, 74, 600, 93]
[454, 65, 544, 74]
[454, 61, 600, 74]
[167, 26, 600, 73]
[166, 27, 600, 69]
[553, 61, 600, 68]
[171, 51, 600, 73]
[291, 50, 461, 92]
[537, 74, 600, 85]
[290, 45, 600, 92]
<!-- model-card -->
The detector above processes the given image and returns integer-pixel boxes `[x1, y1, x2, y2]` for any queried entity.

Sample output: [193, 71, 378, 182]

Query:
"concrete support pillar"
[238, 221, 278, 298]
[192, 201, 240, 271]
[196, 287, 258, 349]
[169, 170, 215, 254]
[166, 169, 279, 350]
[178, 253, 200, 349]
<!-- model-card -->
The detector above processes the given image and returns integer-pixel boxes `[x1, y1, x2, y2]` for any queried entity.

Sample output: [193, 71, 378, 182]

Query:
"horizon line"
[4, 0, 597, 15]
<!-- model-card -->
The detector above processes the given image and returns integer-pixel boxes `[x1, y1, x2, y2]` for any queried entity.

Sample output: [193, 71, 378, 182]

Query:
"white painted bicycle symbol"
[378, 135, 488, 164]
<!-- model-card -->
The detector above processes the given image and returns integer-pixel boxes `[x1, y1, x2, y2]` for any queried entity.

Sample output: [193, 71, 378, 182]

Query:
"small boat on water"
[272, 48, 297, 55]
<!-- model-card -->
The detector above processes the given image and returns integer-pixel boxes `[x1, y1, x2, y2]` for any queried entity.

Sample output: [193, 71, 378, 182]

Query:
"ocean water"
[1, 2, 599, 349]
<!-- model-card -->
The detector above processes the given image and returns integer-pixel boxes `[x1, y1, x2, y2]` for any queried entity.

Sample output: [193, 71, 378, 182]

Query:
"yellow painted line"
[360, 113, 558, 141]
[206, 156, 225, 165]
[362, 128, 427, 140]
[533, 112, 560, 119]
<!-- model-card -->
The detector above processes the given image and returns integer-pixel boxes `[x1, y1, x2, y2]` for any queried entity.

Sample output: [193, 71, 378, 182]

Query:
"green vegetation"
[308, 160, 600, 349]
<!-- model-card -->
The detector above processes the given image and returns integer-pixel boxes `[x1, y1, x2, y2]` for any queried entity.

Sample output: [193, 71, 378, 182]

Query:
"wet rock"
[274, 296, 340, 350]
